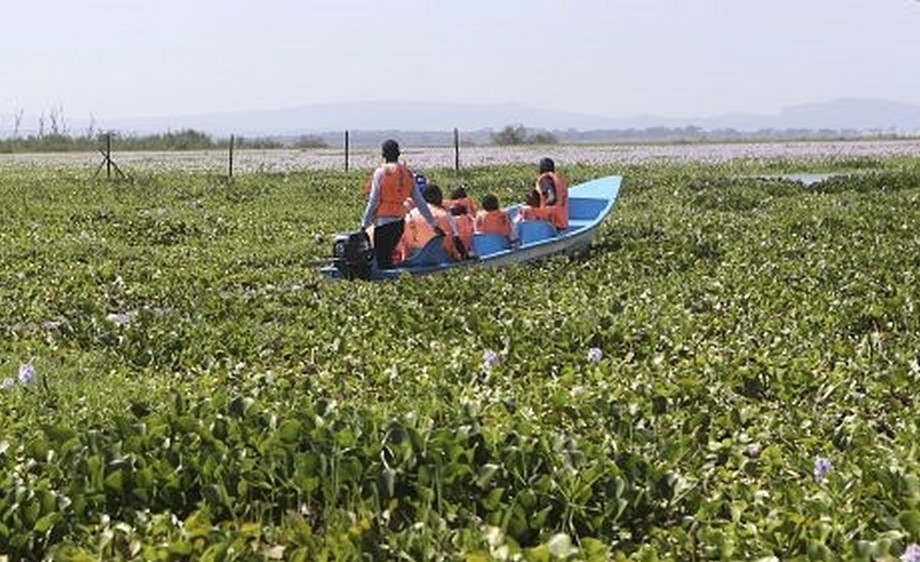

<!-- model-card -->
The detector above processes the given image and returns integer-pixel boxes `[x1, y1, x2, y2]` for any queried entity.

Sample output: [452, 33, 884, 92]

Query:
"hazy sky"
[1, 0, 918, 124]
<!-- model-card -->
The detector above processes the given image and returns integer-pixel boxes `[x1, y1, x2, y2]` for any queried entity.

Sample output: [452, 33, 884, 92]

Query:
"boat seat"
[568, 198, 606, 220]
[401, 236, 451, 267]
[472, 233, 511, 256]
[519, 220, 558, 245]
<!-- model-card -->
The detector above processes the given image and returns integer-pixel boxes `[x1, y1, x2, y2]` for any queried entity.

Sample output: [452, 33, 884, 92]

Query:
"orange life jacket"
[403, 205, 462, 261]
[475, 209, 512, 238]
[444, 197, 477, 215]
[454, 213, 475, 254]
[374, 163, 414, 219]
[535, 171, 569, 229]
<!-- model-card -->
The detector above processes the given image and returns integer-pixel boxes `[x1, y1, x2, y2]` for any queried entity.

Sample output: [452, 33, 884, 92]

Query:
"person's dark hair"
[382, 139, 400, 162]
[539, 157, 555, 174]
[423, 183, 443, 206]
[450, 204, 467, 216]
[526, 189, 541, 207]
[481, 194, 500, 211]
[450, 186, 468, 200]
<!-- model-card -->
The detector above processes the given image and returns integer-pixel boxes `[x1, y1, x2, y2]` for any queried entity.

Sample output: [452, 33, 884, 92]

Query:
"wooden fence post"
[345, 130, 350, 172]
[106, 133, 112, 179]
[454, 128, 460, 172]
[229, 134, 235, 178]
[94, 131, 127, 181]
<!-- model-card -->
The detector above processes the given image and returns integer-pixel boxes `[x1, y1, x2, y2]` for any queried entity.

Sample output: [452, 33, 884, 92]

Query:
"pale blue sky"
[1, 0, 918, 122]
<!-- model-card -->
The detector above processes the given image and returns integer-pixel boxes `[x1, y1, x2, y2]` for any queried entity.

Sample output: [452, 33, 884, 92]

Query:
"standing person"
[361, 139, 440, 269]
[524, 157, 569, 229]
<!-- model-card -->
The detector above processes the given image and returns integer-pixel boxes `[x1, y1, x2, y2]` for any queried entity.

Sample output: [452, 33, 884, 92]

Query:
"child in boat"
[474, 194, 512, 239]
[400, 184, 468, 262]
[445, 186, 477, 216]
[517, 189, 541, 222]
[450, 203, 475, 256]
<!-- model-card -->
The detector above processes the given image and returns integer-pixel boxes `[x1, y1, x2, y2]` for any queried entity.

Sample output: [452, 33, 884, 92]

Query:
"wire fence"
[0, 129, 473, 177]
[4, 131, 920, 177]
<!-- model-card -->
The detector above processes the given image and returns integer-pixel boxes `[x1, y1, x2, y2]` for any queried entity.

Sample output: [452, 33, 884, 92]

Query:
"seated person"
[450, 203, 475, 256]
[518, 189, 541, 222]
[400, 184, 469, 262]
[444, 186, 477, 215]
[474, 194, 512, 239]
[519, 157, 569, 229]
[403, 172, 428, 212]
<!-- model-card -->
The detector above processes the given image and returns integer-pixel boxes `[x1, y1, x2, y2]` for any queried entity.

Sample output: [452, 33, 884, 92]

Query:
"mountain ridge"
[4, 98, 920, 138]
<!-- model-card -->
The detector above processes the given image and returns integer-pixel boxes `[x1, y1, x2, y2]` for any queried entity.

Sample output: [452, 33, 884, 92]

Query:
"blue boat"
[322, 174, 622, 280]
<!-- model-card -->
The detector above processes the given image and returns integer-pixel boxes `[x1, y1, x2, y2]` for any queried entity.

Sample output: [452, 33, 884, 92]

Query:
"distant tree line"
[0, 106, 332, 153]
[484, 123, 918, 146]
[490, 124, 559, 146]
[2, 114, 916, 154]
[0, 129, 328, 154]
[551, 125, 912, 144]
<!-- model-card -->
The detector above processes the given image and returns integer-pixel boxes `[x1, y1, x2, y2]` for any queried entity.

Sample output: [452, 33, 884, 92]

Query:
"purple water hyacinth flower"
[18, 363, 37, 386]
[903, 544, 920, 562]
[482, 350, 500, 370]
[1, 378, 14, 390]
[587, 347, 603, 364]
[813, 456, 833, 483]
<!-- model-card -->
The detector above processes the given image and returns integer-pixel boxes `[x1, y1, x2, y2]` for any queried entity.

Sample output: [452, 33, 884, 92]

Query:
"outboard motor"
[332, 230, 374, 280]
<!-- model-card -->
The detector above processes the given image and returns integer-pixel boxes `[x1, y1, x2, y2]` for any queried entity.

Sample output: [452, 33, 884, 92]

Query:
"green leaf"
[525, 544, 551, 562]
[104, 469, 124, 494]
[34, 512, 61, 534]
[169, 540, 193, 556]
[899, 510, 920, 536]
[240, 521, 262, 538]
[278, 419, 302, 445]
[481, 487, 505, 511]
[476, 463, 500, 488]
[581, 538, 611, 562]
[339, 457, 363, 482]
[50, 544, 97, 562]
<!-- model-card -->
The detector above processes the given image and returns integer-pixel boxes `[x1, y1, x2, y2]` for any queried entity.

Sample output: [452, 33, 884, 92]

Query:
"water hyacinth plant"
[1, 155, 920, 559]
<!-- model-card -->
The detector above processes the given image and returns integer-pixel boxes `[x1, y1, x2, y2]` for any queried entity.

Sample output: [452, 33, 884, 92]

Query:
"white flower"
[482, 350, 500, 370]
[18, 363, 37, 386]
[587, 347, 603, 364]
[813, 456, 833, 483]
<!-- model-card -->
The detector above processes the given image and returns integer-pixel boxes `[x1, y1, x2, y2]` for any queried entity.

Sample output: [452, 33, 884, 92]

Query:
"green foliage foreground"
[1, 158, 919, 561]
